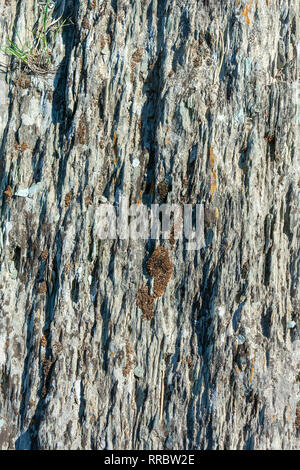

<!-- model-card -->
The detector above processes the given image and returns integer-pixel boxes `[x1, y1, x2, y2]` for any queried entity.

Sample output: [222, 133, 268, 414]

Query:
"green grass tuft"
[1, 0, 67, 75]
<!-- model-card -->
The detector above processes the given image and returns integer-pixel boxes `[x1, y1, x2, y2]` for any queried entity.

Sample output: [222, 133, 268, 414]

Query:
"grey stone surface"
[0, 0, 299, 450]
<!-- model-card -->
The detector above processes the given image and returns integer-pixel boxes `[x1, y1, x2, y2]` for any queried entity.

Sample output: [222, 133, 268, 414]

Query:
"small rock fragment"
[132, 158, 140, 168]
[236, 334, 246, 345]
[134, 366, 144, 378]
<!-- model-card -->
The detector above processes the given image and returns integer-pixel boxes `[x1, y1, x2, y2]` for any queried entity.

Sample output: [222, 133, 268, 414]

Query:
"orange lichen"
[137, 189, 143, 205]
[113, 132, 117, 153]
[210, 169, 217, 198]
[249, 357, 255, 383]
[241, 1, 252, 25]
[209, 147, 217, 198]
[4, 185, 13, 198]
[209, 146, 215, 168]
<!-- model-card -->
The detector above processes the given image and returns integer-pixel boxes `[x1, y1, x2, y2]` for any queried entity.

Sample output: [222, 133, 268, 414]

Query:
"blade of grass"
[7, 38, 24, 55]
[2, 0, 65, 74]
[43, 0, 49, 33]
[13, 26, 25, 50]
[53, 19, 67, 42]
[3, 46, 28, 63]
[42, 0, 51, 64]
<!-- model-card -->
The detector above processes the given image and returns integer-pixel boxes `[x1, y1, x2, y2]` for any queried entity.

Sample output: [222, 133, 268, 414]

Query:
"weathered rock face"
[0, 0, 299, 450]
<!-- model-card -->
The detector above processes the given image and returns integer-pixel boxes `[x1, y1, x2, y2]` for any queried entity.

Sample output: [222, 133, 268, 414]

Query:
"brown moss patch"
[85, 195, 93, 207]
[39, 281, 47, 294]
[146, 246, 173, 298]
[53, 342, 63, 354]
[41, 358, 56, 398]
[14, 141, 29, 152]
[122, 339, 136, 377]
[77, 114, 87, 145]
[99, 33, 111, 50]
[130, 48, 144, 82]
[157, 180, 169, 201]
[65, 190, 72, 207]
[136, 286, 154, 320]
[296, 405, 300, 430]
[17, 75, 30, 89]
[40, 335, 47, 348]
[169, 224, 176, 249]
[82, 17, 90, 29]
[41, 248, 48, 261]
[265, 132, 275, 144]
[136, 247, 173, 320]
[131, 48, 143, 66]
[64, 262, 74, 275]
